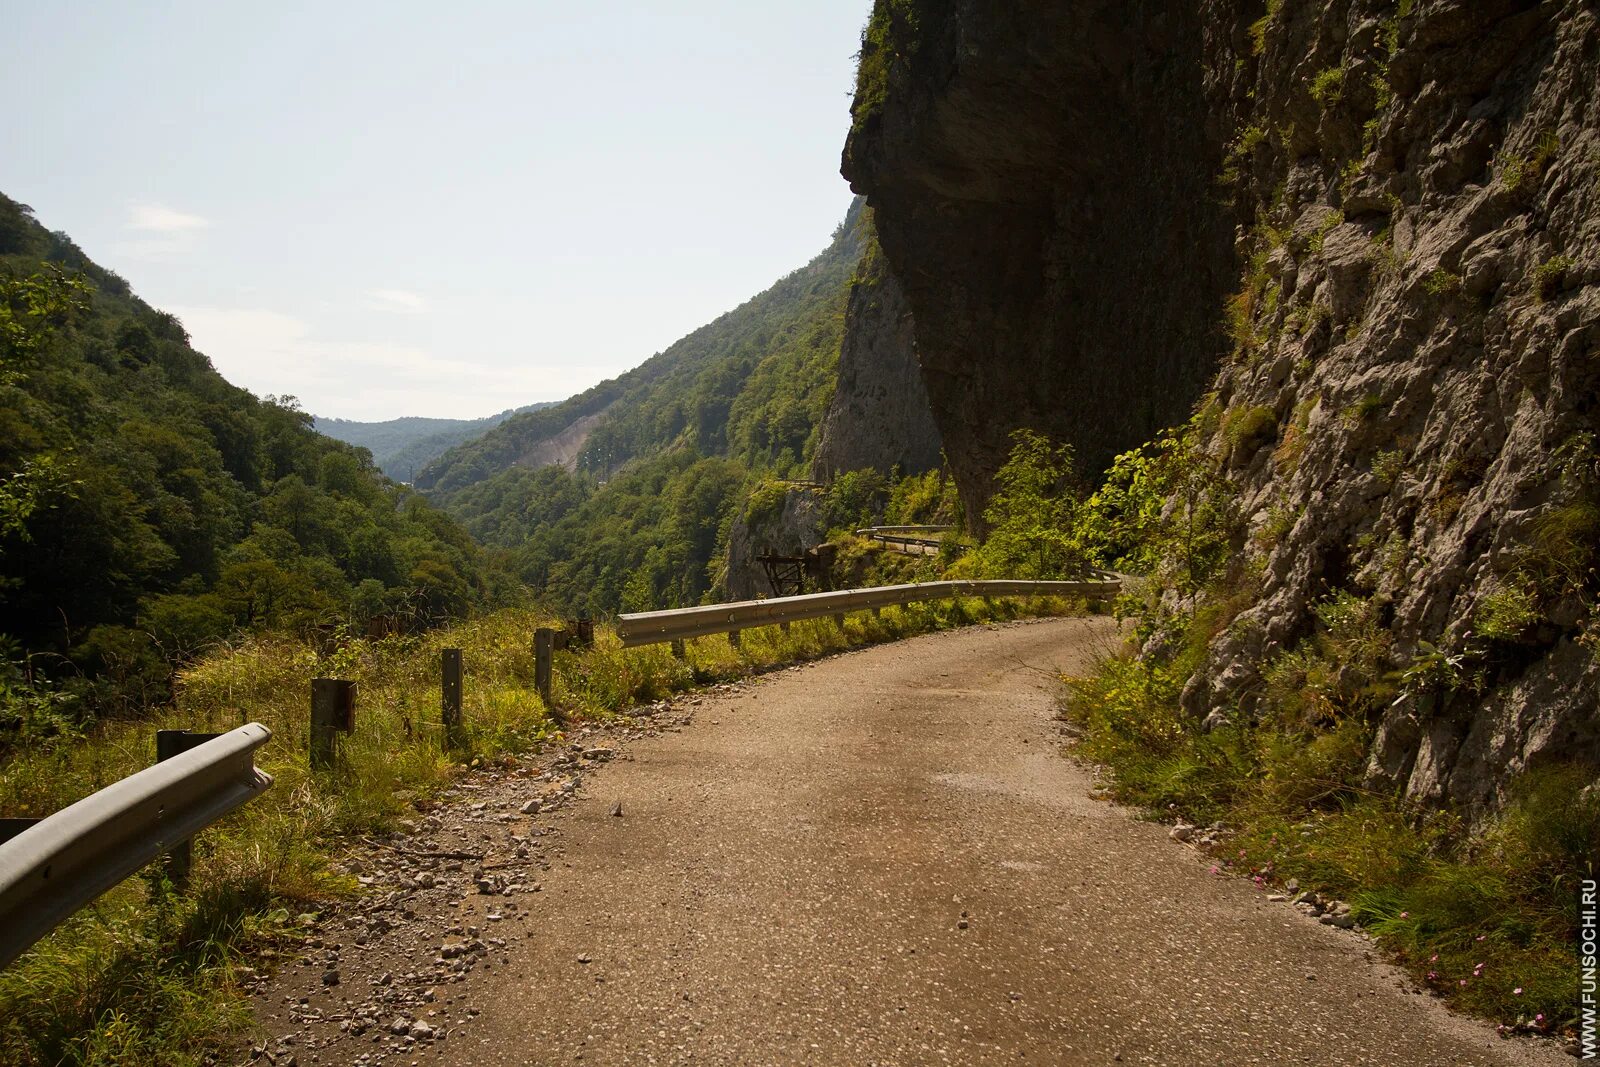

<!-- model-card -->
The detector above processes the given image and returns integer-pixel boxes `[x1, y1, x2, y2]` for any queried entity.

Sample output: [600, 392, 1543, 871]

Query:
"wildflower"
[1399, 911, 1408, 919]
[1535, 1014, 1544, 1024]
[1429, 954, 1438, 962]
[1459, 980, 1467, 987]
[1513, 987, 1522, 995]
[1476, 934, 1486, 942]
[1426, 971, 1437, 980]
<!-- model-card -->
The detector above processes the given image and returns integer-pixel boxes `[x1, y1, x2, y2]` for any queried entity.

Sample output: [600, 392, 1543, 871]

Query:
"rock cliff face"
[843, 1, 1238, 523]
[722, 487, 826, 601]
[846, 0, 1600, 815]
[810, 234, 944, 481]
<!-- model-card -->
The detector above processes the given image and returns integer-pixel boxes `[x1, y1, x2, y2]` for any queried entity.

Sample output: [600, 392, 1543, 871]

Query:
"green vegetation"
[0, 597, 1078, 1064]
[1497, 131, 1561, 193]
[1309, 65, 1347, 108]
[0, 194, 505, 740]
[952, 430, 1082, 579]
[850, 0, 923, 139]
[1219, 123, 1268, 187]
[1248, 0, 1283, 56]
[1423, 267, 1462, 295]
[1372, 448, 1405, 488]
[1306, 209, 1344, 254]
[1531, 254, 1575, 302]
[1222, 404, 1278, 461]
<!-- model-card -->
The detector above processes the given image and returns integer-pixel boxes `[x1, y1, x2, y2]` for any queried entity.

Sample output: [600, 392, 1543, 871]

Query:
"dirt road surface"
[251, 617, 1566, 1067]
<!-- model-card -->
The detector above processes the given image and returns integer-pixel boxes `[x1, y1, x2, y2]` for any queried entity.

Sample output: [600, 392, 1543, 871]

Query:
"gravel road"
[247, 617, 1566, 1067]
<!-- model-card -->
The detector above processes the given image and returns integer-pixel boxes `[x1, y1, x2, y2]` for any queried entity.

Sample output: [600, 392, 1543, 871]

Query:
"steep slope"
[315, 403, 554, 483]
[0, 193, 499, 722]
[844, 1, 1599, 813]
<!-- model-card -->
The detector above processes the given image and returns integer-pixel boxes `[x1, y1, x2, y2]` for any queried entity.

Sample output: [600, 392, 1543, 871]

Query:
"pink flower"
[1536, 1014, 1544, 1024]
[1399, 911, 1408, 919]
[1513, 987, 1522, 995]
[1459, 980, 1467, 987]
[1429, 954, 1438, 962]
[1426, 971, 1437, 980]
[1475, 934, 1486, 942]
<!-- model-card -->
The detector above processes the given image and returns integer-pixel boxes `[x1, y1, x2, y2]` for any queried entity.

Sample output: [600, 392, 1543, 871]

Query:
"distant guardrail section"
[615, 577, 1120, 648]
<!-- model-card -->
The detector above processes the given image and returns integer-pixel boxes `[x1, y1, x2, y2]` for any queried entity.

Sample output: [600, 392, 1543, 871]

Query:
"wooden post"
[576, 617, 594, 649]
[670, 638, 686, 659]
[441, 648, 463, 740]
[779, 621, 791, 633]
[872, 606, 882, 619]
[728, 629, 741, 649]
[154, 729, 221, 886]
[534, 628, 554, 709]
[833, 613, 846, 630]
[311, 679, 356, 771]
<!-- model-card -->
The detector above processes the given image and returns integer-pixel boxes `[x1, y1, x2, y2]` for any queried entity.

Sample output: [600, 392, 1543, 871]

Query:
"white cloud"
[126, 202, 210, 232]
[366, 288, 430, 314]
[169, 304, 565, 420]
[112, 202, 211, 262]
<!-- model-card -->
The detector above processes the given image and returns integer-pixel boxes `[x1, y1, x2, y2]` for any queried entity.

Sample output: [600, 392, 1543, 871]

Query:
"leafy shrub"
[1532, 255, 1575, 302]
[1310, 65, 1347, 107]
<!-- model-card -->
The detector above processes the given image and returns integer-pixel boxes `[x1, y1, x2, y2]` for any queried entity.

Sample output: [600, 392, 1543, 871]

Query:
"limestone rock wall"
[810, 234, 944, 482]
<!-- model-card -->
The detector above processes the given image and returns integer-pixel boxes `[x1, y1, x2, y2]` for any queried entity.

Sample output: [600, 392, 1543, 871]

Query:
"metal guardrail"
[854, 525, 955, 536]
[0, 723, 274, 969]
[855, 526, 956, 556]
[615, 578, 1120, 648]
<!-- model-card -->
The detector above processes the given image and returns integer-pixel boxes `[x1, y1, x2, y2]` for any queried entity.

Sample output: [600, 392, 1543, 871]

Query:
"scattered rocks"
[609, 800, 624, 817]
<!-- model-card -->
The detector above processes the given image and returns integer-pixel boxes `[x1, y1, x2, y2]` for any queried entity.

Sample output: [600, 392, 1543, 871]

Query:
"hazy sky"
[3, 1, 870, 420]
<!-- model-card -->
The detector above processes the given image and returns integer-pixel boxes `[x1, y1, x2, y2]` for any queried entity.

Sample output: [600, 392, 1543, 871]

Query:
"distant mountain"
[315, 404, 554, 483]
[416, 198, 870, 498]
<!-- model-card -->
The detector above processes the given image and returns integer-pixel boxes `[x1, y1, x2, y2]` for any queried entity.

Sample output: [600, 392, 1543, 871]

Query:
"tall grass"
[1063, 651, 1595, 1032]
[0, 597, 1080, 1065]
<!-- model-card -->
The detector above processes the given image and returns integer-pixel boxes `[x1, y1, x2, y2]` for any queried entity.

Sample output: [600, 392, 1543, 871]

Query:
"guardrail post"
[779, 621, 790, 633]
[154, 730, 212, 887]
[534, 628, 554, 709]
[310, 679, 356, 771]
[441, 648, 463, 741]
[871, 606, 882, 619]
[728, 629, 740, 649]
[832, 612, 846, 630]
[670, 638, 686, 659]
[576, 617, 594, 649]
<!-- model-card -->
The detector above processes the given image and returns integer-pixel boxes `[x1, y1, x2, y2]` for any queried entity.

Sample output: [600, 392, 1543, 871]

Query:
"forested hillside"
[0, 193, 506, 729]
[418, 200, 867, 497]
[425, 201, 878, 615]
[315, 402, 554, 483]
